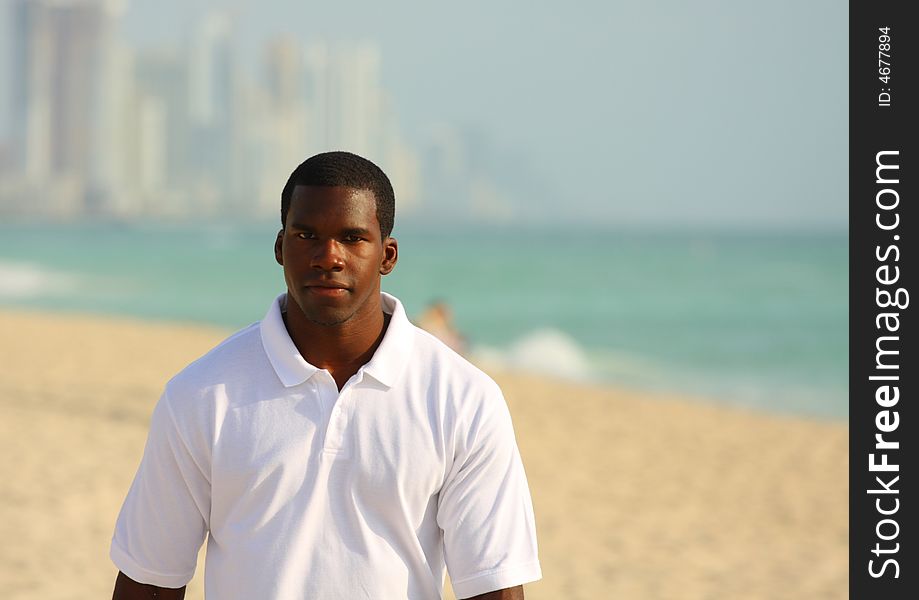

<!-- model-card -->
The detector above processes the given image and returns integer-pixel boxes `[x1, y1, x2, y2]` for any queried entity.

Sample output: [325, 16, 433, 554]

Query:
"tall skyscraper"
[132, 48, 190, 192]
[304, 42, 383, 158]
[188, 11, 234, 128]
[245, 36, 309, 217]
[187, 10, 241, 213]
[10, 0, 124, 214]
[332, 44, 383, 158]
[301, 41, 419, 209]
[264, 36, 304, 113]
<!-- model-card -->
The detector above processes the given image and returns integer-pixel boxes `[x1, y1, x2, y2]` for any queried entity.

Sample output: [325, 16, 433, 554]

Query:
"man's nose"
[311, 239, 345, 271]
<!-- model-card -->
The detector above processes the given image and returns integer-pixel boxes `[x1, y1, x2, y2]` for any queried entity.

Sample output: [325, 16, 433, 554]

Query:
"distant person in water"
[109, 151, 540, 599]
[415, 299, 468, 355]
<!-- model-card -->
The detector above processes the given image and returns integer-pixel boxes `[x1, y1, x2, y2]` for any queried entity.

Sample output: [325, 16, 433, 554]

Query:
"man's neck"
[283, 298, 391, 391]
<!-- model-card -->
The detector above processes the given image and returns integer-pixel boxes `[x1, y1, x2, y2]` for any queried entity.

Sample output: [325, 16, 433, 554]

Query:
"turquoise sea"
[0, 222, 848, 419]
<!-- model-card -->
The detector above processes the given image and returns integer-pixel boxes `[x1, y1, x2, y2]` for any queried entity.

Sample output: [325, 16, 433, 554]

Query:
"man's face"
[275, 185, 398, 327]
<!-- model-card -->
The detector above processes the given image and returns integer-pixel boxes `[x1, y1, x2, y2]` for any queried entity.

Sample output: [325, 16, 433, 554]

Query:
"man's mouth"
[305, 283, 350, 296]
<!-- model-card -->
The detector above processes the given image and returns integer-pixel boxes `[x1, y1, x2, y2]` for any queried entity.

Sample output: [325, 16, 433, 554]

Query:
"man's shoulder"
[408, 324, 503, 398]
[165, 321, 265, 395]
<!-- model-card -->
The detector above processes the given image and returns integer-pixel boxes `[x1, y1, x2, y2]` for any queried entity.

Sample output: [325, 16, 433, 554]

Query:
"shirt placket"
[315, 372, 351, 458]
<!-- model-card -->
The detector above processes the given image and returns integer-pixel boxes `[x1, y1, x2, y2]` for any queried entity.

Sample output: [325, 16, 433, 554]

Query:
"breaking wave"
[0, 261, 77, 299]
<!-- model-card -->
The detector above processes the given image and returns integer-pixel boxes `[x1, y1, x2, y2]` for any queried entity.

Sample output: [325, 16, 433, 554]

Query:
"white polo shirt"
[111, 292, 541, 599]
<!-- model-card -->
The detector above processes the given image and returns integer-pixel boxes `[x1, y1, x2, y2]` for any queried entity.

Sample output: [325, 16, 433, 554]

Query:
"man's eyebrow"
[287, 224, 373, 236]
[342, 227, 373, 236]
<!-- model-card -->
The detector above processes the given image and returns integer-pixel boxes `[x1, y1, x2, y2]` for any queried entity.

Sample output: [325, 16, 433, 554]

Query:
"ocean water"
[0, 221, 848, 418]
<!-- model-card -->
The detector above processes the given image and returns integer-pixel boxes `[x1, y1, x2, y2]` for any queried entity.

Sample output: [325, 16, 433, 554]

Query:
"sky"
[1, 0, 849, 229]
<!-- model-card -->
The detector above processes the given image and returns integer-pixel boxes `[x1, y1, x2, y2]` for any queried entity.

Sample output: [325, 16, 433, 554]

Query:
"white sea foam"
[473, 331, 668, 385]
[473, 328, 594, 381]
[0, 261, 76, 298]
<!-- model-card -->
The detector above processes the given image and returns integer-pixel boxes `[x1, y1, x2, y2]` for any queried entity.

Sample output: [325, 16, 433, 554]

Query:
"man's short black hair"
[281, 151, 395, 238]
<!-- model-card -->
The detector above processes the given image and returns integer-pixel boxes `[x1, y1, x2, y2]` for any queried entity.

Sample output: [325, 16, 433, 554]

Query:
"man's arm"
[110, 389, 210, 594]
[112, 571, 186, 600]
[463, 586, 525, 600]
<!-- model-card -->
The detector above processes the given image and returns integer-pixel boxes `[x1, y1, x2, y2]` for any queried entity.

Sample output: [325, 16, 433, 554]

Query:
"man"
[111, 152, 541, 599]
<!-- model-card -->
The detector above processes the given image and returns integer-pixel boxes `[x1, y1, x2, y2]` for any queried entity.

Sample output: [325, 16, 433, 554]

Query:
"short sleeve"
[437, 386, 541, 598]
[110, 388, 211, 588]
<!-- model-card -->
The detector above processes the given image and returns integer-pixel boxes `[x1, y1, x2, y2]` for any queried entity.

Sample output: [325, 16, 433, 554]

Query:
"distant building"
[187, 11, 241, 214]
[245, 36, 310, 217]
[9, 0, 124, 215]
[303, 41, 418, 211]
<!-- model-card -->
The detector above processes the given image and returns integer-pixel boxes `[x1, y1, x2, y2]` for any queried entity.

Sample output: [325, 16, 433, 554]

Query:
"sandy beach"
[0, 309, 847, 599]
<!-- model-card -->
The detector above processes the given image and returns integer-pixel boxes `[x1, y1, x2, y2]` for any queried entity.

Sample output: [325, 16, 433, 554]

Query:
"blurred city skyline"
[0, 0, 848, 229]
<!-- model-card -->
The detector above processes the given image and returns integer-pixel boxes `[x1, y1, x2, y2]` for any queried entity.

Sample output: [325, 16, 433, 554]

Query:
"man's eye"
[344, 235, 363, 243]
[297, 232, 316, 240]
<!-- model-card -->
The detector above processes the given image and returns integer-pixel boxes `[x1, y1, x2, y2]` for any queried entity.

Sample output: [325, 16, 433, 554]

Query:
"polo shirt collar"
[259, 291, 414, 389]
[362, 292, 415, 387]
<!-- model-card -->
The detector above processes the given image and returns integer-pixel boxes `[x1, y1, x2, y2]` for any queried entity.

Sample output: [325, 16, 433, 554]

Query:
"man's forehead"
[287, 185, 380, 227]
[290, 186, 374, 206]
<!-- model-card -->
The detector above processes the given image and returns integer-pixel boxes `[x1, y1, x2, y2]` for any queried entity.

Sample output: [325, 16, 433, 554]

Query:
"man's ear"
[274, 230, 284, 266]
[380, 237, 398, 275]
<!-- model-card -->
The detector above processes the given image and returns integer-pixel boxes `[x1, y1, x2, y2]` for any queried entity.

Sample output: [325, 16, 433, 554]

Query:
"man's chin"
[304, 310, 354, 327]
